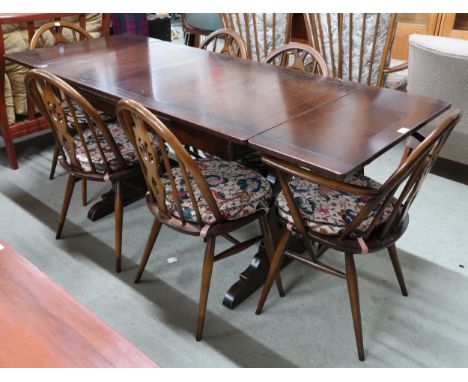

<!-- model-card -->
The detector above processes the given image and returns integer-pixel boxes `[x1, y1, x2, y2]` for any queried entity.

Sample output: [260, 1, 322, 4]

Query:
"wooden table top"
[5, 33, 450, 177]
[0, 240, 158, 368]
[250, 86, 450, 178]
[5, 33, 362, 145]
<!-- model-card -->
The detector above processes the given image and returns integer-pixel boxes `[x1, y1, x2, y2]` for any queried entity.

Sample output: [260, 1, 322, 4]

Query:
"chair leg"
[345, 252, 365, 361]
[49, 145, 59, 180]
[56, 175, 77, 239]
[134, 218, 162, 283]
[258, 214, 285, 297]
[81, 179, 87, 206]
[114, 180, 123, 273]
[387, 244, 408, 297]
[255, 230, 291, 315]
[196, 236, 216, 341]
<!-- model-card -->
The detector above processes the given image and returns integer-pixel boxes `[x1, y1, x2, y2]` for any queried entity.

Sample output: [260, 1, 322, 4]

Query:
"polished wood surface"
[5, 34, 361, 145]
[0, 239, 157, 367]
[250, 86, 450, 178]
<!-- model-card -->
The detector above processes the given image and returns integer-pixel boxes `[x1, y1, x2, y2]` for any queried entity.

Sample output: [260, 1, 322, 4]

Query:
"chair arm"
[261, 155, 379, 197]
[383, 61, 408, 74]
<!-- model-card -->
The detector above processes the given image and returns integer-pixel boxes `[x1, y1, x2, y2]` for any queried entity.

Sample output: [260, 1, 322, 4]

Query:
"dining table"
[4, 33, 450, 308]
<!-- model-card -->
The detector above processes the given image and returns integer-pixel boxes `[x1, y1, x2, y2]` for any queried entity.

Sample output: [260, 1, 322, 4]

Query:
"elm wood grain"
[5, 34, 363, 146]
[249, 86, 450, 179]
[0, 240, 157, 368]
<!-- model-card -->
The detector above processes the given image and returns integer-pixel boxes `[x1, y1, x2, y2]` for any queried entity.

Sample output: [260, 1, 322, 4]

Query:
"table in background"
[0, 240, 158, 367]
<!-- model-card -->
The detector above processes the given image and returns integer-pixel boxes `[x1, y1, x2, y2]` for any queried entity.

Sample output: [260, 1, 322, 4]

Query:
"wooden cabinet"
[392, 14, 441, 60]
[439, 13, 468, 39]
[392, 13, 468, 60]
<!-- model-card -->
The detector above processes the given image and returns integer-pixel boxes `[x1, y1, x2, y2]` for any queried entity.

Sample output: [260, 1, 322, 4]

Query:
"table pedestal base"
[87, 176, 147, 222]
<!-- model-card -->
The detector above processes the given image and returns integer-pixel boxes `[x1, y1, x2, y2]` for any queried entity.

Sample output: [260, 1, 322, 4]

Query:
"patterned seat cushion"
[277, 173, 394, 237]
[162, 158, 273, 224]
[61, 100, 116, 125]
[73, 122, 139, 173]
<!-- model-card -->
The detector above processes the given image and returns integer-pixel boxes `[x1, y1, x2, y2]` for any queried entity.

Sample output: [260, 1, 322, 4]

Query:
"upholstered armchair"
[407, 34, 468, 165]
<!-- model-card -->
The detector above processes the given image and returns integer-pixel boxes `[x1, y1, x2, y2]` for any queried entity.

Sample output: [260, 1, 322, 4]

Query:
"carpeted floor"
[1, 130, 468, 367]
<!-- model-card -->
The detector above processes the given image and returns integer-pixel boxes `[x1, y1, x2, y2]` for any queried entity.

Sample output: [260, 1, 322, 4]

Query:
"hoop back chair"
[200, 28, 247, 59]
[221, 13, 293, 62]
[264, 42, 329, 76]
[30, 20, 93, 49]
[25, 69, 142, 273]
[116, 99, 284, 341]
[30, 20, 96, 194]
[304, 13, 404, 87]
[255, 111, 462, 361]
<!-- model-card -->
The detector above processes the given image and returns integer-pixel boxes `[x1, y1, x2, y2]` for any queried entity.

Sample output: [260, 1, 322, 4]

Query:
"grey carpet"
[1, 133, 468, 367]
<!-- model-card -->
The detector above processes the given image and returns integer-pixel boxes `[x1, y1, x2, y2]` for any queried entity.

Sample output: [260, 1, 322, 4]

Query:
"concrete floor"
[1, 131, 468, 367]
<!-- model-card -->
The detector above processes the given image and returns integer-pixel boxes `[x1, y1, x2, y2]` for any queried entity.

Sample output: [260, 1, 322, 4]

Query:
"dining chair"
[200, 28, 247, 59]
[29, 20, 109, 205]
[221, 13, 293, 62]
[303, 13, 407, 88]
[30, 20, 92, 49]
[264, 42, 329, 76]
[255, 111, 462, 361]
[25, 69, 142, 273]
[116, 98, 284, 341]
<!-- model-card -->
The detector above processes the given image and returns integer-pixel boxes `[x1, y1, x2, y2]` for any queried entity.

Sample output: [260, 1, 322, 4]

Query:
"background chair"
[117, 99, 284, 341]
[255, 112, 462, 361]
[407, 34, 468, 166]
[264, 42, 329, 76]
[221, 13, 293, 62]
[30, 20, 92, 49]
[26, 69, 141, 273]
[181, 13, 223, 47]
[303, 13, 406, 88]
[200, 28, 247, 59]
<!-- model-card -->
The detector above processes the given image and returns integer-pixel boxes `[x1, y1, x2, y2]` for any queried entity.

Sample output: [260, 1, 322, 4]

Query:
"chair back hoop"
[264, 42, 329, 76]
[303, 13, 397, 87]
[200, 28, 248, 59]
[30, 20, 93, 49]
[116, 99, 222, 226]
[221, 13, 293, 62]
[25, 69, 127, 176]
[262, 111, 462, 244]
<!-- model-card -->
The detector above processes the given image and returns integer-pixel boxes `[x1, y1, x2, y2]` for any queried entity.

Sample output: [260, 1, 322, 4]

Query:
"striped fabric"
[111, 14, 148, 36]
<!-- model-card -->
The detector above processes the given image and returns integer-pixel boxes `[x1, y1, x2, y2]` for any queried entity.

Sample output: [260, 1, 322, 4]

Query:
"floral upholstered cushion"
[222, 13, 290, 62]
[277, 173, 394, 237]
[305, 13, 396, 87]
[162, 158, 273, 224]
[73, 122, 138, 173]
[61, 100, 115, 126]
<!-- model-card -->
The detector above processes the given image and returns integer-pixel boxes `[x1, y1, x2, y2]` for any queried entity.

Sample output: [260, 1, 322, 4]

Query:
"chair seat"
[277, 173, 394, 237]
[162, 158, 273, 224]
[73, 122, 139, 173]
[62, 100, 115, 125]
